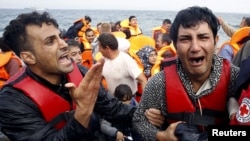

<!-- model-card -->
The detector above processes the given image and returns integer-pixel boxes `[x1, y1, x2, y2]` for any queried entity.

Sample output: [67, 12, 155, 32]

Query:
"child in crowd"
[100, 84, 140, 141]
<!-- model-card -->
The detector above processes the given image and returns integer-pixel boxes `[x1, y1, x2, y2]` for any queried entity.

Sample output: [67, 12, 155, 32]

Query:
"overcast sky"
[1, 0, 250, 14]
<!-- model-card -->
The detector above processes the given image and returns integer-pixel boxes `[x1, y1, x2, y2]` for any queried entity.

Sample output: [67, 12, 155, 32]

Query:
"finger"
[65, 82, 76, 96]
[148, 108, 161, 114]
[82, 58, 104, 84]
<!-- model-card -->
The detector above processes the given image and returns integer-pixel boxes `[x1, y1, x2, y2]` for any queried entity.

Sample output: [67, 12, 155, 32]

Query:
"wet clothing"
[132, 54, 239, 140]
[0, 64, 136, 141]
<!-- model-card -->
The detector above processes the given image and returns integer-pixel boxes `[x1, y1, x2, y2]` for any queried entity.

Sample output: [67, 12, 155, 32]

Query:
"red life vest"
[164, 59, 231, 126]
[11, 63, 82, 129]
[230, 85, 250, 125]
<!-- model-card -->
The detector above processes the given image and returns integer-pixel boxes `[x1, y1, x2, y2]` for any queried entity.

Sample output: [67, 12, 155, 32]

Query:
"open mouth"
[190, 56, 204, 66]
[59, 53, 71, 64]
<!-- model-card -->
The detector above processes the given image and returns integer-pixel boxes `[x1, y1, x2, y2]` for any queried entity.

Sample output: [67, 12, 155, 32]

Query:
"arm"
[0, 88, 93, 141]
[132, 71, 167, 140]
[0, 60, 105, 141]
[100, 118, 118, 137]
[136, 72, 147, 92]
[218, 44, 234, 62]
[77, 62, 136, 129]
[217, 17, 236, 37]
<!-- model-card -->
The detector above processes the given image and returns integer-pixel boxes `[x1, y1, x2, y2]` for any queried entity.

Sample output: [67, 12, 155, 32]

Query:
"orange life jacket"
[0, 51, 23, 89]
[74, 18, 91, 38]
[151, 26, 167, 40]
[150, 45, 177, 76]
[78, 38, 94, 69]
[218, 27, 250, 56]
[128, 26, 142, 38]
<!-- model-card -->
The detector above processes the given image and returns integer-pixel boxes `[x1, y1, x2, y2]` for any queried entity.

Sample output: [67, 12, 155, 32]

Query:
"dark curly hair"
[2, 11, 58, 57]
[170, 6, 220, 47]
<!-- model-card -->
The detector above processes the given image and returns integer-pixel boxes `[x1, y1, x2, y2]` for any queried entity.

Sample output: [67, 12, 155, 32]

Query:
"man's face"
[240, 18, 246, 28]
[85, 31, 96, 43]
[24, 23, 73, 80]
[176, 22, 216, 81]
[129, 18, 138, 27]
[69, 46, 82, 64]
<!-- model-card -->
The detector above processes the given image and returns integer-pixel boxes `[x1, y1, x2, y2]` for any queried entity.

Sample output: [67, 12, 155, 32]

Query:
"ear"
[215, 35, 219, 46]
[20, 51, 36, 65]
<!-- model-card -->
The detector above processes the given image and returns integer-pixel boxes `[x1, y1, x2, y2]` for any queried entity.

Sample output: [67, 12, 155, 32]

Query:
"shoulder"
[77, 64, 88, 75]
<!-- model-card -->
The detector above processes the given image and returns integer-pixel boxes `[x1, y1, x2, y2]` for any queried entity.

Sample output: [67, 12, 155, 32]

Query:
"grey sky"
[1, 0, 250, 14]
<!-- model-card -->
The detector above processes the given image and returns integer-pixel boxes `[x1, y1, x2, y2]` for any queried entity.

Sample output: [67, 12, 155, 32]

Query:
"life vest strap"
[167, 112, 215, 126]
[48, 111, 74, 129]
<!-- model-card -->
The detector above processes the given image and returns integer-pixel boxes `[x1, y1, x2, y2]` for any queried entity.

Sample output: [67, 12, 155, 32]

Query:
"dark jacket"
[0, 64, 136, 141]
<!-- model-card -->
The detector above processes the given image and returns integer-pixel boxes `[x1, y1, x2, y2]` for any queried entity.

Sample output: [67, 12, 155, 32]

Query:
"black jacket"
[0, 65, 136, 141]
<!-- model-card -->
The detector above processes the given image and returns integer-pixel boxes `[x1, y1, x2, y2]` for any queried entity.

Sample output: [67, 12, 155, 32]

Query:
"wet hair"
[0, 37, 11, 52]
[163, 19, 171, 25]
[129, 16, 136, 22]
[85, 15, 92, 22]
[244, 17, 250, 26]
[2, 11, 58, 57]
[66, 38, 80, 48]
[169, 6, 220, 46]
[97, 33, 118, 50]
[112, 21, 121, 32]
[161, 33, 172, 45]
[85, 28, 95, 35]
[114, 84, 133, 101]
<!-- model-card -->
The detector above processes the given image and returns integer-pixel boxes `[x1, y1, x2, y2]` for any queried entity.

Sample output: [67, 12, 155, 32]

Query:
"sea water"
[0, 8, 249, 47]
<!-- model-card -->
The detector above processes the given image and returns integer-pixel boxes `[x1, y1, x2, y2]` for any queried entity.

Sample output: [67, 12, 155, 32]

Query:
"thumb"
[65, 82, 76, 96]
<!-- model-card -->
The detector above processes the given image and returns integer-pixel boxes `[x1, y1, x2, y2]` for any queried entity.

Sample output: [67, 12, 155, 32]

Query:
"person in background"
[136, 46, 158, 80]
[75, 15, 92, 39]
[0, 11, 135, 141]
[100, 84, 140, 141]
[133, 6, 239, 141]
[121, 16, 143, 39]
[217, 16, 249, 38]
[112, 21, 122, 32]
[80, 28, 96, 69]
[0, 37, 23, 89]
[155, 33, 176, 58]
[217, 17, 250, 62]
[66, 39, 82, 64]
[152, 19, 172, 42]
[94, 22, 103, 36]
[97, 32, 147, 98]
[229, 56, 250, 125]
[92, 22, 130, 61]
[232, 39, 250, 67]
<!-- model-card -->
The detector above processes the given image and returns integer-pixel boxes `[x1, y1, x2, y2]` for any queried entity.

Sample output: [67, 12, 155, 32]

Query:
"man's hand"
[145, 108, 165, 127]
[156, 121, 183, 141]
[65, 59, 105, 127]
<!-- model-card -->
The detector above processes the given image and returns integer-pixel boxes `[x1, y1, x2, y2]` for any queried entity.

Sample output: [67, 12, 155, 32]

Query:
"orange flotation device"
[218, 27, 250, 56]
[129, 35, 155, 55]
[74, 18, 91, 38]
[79, 38, 94, 69]
[0, 51, 23, 88]
[112, 31, 127, 38]
[151, 45, 177, 76]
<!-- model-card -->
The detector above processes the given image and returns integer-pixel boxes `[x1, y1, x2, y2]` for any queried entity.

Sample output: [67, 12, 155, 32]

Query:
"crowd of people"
[0, 5, 250, 141]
